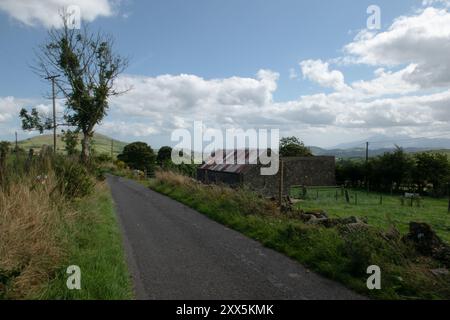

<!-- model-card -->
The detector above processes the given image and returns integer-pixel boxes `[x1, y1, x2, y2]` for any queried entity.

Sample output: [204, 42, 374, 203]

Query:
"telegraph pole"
[111, 139, 114, 161]
[365, 142, 369, 193]
[45, 75, 60, 154]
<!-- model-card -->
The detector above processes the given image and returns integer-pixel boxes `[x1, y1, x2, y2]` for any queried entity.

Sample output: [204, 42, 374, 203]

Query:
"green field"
[292, 187, 450, 243]
[16, 133, 127, 157]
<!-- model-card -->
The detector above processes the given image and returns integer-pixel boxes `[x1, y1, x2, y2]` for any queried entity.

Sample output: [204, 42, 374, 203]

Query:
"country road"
[107, 175, 365, 300]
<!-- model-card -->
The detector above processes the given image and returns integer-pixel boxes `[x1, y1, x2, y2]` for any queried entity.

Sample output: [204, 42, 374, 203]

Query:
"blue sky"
[1, 0, 450, 148]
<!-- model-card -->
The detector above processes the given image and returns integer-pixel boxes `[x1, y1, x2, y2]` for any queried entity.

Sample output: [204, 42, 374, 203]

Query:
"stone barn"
[197, 149, 336, 197]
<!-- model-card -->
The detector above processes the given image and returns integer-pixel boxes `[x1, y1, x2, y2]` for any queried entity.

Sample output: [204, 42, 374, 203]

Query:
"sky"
[1, 0, 450, 149]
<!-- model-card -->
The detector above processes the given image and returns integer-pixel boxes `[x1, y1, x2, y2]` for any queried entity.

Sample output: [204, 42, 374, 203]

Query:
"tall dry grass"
[0, 170, 73, 299]
[154, 170, 279, 217]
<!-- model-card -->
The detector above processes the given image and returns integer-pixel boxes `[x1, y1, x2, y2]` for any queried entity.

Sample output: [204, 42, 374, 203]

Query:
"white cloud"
[103, 69, 450, 141]
[0, 96, 32, 123]
[345, 7, 450, 88]
[0, 0, 116, 28]
[350, 64, 420, 97]
[300, 59, 350, 91]
[99, 121, 159, 138]
[111, 70, 279, 129]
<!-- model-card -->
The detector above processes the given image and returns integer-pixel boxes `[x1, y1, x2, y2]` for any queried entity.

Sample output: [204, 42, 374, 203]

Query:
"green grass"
[291, 187, 450, 243]
[38, 183, 133, 300]
[17, 133, 127, 156]
[146, 173, 450, 300]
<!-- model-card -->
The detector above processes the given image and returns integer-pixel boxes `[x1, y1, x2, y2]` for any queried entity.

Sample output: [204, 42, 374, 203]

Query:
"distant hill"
[310, 146, 450, 160]
[332, 134, 450, 150]
[17, 133, 127, 156]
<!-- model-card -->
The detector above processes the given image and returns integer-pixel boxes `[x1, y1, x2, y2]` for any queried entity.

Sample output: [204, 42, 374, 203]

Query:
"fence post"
[278, 160, 284, 207]
[345, 190, 350, 203]
[355, 192, 358, 205]
[448, 197, 450, 213]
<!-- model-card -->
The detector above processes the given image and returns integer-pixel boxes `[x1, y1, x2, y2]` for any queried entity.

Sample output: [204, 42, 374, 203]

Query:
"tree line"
[336, 147, 450, 197]
[116, 137, 313, 177]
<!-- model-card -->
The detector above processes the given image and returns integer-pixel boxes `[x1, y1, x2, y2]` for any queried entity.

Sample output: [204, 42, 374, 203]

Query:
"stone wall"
[243, 156, 336, 197]
[197, 168, 242, 186]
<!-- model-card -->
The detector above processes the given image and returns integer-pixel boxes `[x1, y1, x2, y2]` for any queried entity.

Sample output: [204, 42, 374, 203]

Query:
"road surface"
[107, 175, 365, 300]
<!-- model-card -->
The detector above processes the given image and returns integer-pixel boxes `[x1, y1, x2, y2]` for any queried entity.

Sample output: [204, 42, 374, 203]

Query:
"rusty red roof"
[200, 149, 269, 174]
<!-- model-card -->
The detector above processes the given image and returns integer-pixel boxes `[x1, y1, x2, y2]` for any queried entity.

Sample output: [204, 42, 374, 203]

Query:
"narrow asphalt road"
[107, 175, 365, 300]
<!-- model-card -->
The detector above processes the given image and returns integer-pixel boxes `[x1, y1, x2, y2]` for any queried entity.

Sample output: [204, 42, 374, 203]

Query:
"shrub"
[54, 159, 94, 199]
[117, 142, 156, 173]
[96, 153, 112, 163]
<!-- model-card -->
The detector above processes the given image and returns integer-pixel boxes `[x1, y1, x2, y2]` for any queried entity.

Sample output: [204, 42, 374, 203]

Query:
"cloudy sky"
[1, 0, 450, 148]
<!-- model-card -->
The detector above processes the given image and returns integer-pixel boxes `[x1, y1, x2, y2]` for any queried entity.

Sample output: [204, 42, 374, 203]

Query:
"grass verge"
[1, 152, 132, 300]
[148, 171, 450, 300]
[38, 182, 133, 300]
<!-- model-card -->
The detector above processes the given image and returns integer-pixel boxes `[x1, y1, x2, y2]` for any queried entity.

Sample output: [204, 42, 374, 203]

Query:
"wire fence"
[289, 186, 424, 207]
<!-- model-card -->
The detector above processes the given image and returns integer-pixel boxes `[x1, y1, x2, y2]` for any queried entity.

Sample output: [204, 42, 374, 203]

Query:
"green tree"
[279, 137, 312, 157]
[157, 146, 173, 166]
[118, 142, 156, 172]
[20, 15, 128, 163]
[414, 152, 450, 195]
[371, 147, 414, 192]
[336, 159, 365, 187]
[62, 130, 79, 156]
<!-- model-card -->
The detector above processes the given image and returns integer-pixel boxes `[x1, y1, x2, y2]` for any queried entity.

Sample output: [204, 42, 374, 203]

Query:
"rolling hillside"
[17, 133, 127, 157]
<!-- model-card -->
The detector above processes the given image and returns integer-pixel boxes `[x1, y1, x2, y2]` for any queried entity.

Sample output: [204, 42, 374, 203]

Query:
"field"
[291, 187, 450, 243]
[17, 133, 127, 157]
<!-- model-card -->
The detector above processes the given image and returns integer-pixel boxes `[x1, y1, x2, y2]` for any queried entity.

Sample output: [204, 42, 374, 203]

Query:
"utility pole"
[278, 159, 284, 207]
[111, 139, 114, 161]
[365, 142, 369, 194]
[45, 75, 60, 155]
[366, 142, 369, 163]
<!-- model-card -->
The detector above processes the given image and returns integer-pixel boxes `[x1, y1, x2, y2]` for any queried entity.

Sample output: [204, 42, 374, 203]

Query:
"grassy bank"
[0, 154, 132, 300]
[39, 183, 133, 300]
[148, 171, 450, 300]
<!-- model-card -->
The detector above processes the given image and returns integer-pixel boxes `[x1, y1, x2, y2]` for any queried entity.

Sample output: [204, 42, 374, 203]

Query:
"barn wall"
[243, 156, 336, 197]
[197, 156, 336, 197]
[196, 168, 242, 186]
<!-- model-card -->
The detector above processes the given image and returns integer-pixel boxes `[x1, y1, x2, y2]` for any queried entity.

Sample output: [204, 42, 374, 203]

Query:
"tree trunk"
[81, 132, 92, 164]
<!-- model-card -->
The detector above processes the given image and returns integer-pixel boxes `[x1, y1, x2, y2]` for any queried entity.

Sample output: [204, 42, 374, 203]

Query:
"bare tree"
[21, 14, 128, 163]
